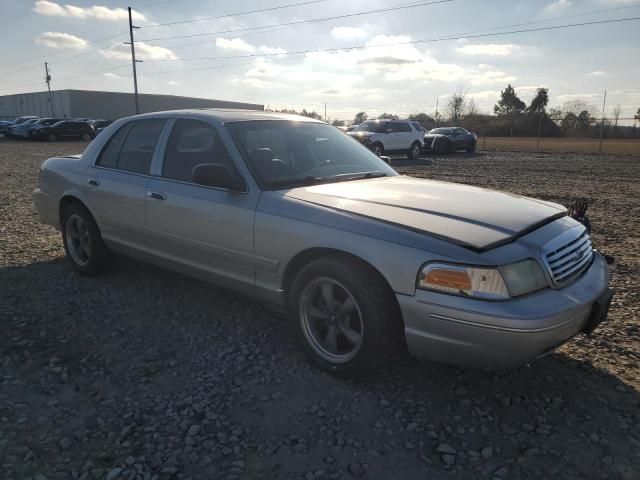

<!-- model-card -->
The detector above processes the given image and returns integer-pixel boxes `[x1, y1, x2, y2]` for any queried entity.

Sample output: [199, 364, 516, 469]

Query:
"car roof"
[124, 109, 325, 124]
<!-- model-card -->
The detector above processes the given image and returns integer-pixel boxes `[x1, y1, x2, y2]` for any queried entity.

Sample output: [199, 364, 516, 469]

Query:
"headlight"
[499, 259, 547, 297]
[417, 259, 548, 300]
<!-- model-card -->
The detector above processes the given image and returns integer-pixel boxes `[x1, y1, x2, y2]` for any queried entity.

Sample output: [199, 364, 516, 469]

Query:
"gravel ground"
[1, 139, 639, 480]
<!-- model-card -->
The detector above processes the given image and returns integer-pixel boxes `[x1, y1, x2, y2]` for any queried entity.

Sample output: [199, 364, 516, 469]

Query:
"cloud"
[216, 37, 256, 53]
[455, 44, 518, 56]
[36, 31, 87, 49]
[358, 56, 418, 65]
[258, 45, 287, 55]
[103, 72, 124, 79]
[322, 89, 341, 95]
[33, 1, 146, 22]
[587, 70, 607, 76]
[545, 0, 571, 13]
[331, 27, 368, 40]
[102, 42, 176, 60]
[167, 80, 180, 86]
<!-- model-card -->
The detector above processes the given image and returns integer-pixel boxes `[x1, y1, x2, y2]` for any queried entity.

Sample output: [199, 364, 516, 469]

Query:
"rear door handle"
[87, 178, 100, 186]
[147, 191, 167, 201]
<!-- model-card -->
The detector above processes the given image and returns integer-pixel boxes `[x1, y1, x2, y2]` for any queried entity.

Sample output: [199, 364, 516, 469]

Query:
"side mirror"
[192, 163, 244, 191]
[380, 156, 391, 165]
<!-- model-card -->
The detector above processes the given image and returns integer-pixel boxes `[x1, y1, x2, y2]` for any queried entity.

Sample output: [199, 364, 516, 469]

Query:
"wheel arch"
[59, 192, 97, 226]
[281, 247, 405, 342]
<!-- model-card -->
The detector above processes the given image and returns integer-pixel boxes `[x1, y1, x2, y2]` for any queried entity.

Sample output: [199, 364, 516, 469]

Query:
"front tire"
[81, 133, 93, 141]
[408, 142, 421, 160]
[466, 141, 476, 153]
[288, 255, 397, 378]
[437, 139, 452, 154]
[47, 133, 57, 142]
[372, 142, 384, 157]
[61, 203, 111, 275]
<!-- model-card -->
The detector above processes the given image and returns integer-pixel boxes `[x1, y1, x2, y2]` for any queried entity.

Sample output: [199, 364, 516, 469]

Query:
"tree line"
[267, 89, 640, 139]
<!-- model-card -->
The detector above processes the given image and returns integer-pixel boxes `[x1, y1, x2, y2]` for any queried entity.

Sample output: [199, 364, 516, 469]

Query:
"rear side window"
[117, 120, 165, 174]
[162, 119, 239, 183]
[391, 122, 411, 132]
[96, 123, 133, 169]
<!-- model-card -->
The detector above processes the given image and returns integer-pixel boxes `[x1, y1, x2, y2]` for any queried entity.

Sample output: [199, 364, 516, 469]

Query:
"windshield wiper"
[330, 171, 388, 182]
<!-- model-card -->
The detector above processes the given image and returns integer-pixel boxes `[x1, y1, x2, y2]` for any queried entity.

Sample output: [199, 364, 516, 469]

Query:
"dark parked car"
[32, 120, 95, 142]
[26, 118, 64, 138]
[4, 116, 39, 137]
[423, 127, 477, 154]
[90, 119, 113, 135]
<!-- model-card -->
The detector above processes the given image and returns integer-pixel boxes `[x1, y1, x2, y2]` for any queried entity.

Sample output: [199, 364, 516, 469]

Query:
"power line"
[141, 0, 331, 28]
[139, 16, 640, 66]
[138, 0, 452, 42]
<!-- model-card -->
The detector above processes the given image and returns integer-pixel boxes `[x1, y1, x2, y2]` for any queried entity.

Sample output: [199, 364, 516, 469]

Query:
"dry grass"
[479, 136, 640, 155]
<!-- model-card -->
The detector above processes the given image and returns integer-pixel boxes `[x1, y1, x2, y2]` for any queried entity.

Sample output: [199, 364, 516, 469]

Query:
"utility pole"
[324, 103, 327, 122]
[125, 6, 141, 115]
[434, 97, 439, 127]
[44, 62, 54, 117]
[598, 90, 607, 156]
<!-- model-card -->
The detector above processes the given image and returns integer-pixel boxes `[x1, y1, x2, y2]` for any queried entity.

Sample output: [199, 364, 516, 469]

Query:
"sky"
[0, 0, 639, 123]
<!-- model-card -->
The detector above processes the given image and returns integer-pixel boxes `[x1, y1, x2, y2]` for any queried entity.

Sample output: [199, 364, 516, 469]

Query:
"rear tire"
[466, 141, 476, 153]
[372, 142, 384, 157]
[81, 133, 93, 141]
[408, 142, 421, 160]
[47, 133, 57, 142]
[61, 203, 111, 275]
[288, 255, 398, 378]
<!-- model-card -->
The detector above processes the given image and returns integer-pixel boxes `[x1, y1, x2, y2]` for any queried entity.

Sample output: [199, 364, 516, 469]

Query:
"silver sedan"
[33, 110, 612, 377]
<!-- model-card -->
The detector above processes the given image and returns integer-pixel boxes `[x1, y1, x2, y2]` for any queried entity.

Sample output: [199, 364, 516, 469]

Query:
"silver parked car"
[33, 110, 612, 377]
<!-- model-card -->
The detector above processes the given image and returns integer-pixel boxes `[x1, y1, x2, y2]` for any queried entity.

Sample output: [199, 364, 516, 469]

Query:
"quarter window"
[96, 123, 133, 169]
[162, 119, 240, 184]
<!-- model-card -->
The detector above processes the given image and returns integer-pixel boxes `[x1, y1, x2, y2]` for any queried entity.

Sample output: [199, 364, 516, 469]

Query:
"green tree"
[494, 84, 526, 116]
[353, 112, 368, 125]
[527, 88, 549, 114]
[331, 119, 345, 127]
[378, 112, 399, 120]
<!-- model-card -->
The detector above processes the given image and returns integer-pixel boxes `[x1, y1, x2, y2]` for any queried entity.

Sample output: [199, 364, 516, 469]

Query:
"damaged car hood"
[284, 176, 566, 250]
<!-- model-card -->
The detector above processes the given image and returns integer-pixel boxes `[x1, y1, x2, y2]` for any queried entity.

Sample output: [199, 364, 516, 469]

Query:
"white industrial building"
[0, 89, 263, 121]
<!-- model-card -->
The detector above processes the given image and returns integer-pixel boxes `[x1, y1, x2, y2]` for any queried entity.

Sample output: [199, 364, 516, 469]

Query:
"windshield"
[428, 128, 453, 135]
[353, 121, 390, 133]
[227, 120, 397, 189]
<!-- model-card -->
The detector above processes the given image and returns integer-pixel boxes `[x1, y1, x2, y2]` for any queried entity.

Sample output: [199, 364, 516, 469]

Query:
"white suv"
[347, 120, 425, 160]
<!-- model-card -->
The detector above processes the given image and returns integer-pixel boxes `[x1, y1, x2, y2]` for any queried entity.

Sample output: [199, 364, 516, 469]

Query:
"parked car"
[14, 118, 43, 139]
[348, 119, 424, 160]
[423, 127, 477, 153]
[25, 118, 65, 138]
[5, 116, 39, 137]
[90, 119, 113, 135]
[0, 120, 12, 135]
[33, 110, 612, 378]
[32, 120, 95, 142]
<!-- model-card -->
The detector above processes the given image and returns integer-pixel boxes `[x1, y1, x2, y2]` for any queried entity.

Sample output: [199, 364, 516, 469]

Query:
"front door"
[144, 118, 258, 287]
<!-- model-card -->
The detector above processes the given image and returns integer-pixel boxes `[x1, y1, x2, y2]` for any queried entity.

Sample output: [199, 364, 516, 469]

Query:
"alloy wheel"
[65, 214, 92, 266]
[299, 277, 364, 363]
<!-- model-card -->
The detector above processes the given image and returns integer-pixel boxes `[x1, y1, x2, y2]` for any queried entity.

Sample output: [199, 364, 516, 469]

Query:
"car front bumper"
[397, 251, 611, 369]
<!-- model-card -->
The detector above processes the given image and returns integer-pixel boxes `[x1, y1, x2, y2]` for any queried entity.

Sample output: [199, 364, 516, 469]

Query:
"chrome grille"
[542, 225, 594, 286]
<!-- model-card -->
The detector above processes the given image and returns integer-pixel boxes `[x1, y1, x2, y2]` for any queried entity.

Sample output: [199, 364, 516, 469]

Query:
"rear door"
[144, 117, 259, 287]
[391, 122, 412, 149]
[84, 119, 167, 249]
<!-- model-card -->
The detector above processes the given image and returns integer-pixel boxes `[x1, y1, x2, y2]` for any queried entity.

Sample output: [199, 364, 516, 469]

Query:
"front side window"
[117, 119, 165, 174]
[227, 120, 397, 189]
[161, 119, 241, 184]
[353, 121, 390, 133]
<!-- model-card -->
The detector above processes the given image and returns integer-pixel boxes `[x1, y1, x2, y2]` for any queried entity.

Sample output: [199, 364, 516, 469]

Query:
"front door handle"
[87, 178, 100, 186]
[147, 191, 167, 201]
